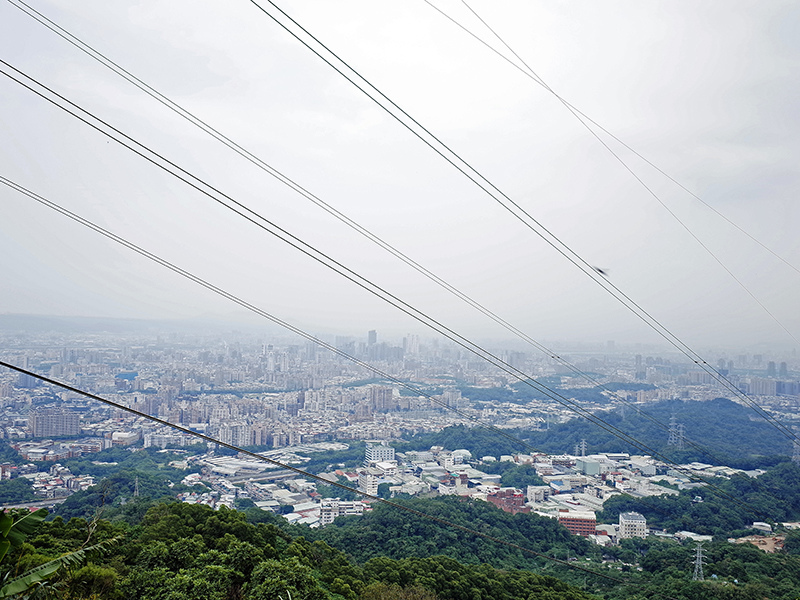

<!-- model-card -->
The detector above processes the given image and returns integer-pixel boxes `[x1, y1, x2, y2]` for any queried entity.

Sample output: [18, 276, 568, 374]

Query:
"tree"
[0, 479, 35, 505]
[359, 582, 437, 600]
[246, 557, 331, 600]
[0, 509, 119, 598]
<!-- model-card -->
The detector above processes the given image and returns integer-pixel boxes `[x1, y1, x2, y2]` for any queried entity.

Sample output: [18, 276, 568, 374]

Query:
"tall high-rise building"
[29, 408, 80, 438]
[404, 334, 420, 356]
[367, 330, 377, 346]
[369, 386, 396, 412]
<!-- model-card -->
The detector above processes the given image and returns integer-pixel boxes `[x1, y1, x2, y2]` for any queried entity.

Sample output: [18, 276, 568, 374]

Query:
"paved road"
[227, 469, 297, 483]
[0, 498, 68, 510]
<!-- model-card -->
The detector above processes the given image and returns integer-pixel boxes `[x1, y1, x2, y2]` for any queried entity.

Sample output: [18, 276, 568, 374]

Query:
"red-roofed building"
[487, 488, 530, 515]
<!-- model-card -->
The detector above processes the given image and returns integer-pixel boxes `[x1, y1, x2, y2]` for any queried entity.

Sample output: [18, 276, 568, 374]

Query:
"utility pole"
[692, 543, 705, 581]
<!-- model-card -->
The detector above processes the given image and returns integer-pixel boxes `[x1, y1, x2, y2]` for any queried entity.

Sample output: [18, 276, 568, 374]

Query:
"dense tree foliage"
[61, 445, 197, 479]
[0, 478, 35, 505]
[0, 500, 596, 600]
[600, 462, 800, 536]
[0, 441, 24, 466]
[361, 556, 589, 600]
[478, 462, 545, 488]
[400, 425, 528, 458]
[309, 496, 594, 570]
[53, 468, 192, 521]
[527, 397, 791, 467]
[1, 492, 800, 600]
[613, 537, 800, 600]
[317, 476, 360, 501]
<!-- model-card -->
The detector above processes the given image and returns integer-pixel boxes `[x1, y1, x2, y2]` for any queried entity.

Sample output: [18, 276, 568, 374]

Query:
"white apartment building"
[364, 442, 395, 466]
[320, 498, 365, 525]
[619, 511, 647, 539]
[358, 467, 382, 496]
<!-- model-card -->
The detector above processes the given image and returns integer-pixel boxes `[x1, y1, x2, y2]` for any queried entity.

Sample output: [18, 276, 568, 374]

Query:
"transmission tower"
[134, 475, 140, 498]
[574, 439, 587, 457]
[667, 415, 679, 445]
[692, 543, 705, 581]
[667, 415, 685, 450]
[792, 440, 800, 465]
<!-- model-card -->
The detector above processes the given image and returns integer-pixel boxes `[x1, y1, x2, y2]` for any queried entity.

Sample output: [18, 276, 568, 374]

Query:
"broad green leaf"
[0, 560, 61, 597]
[0, 532, 120, 597]
[0, 513, 12, 539]
[4, 509, 46, 547]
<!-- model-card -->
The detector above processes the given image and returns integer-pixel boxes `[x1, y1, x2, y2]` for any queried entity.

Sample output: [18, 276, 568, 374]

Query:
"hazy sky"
[1, 0, 799, 352]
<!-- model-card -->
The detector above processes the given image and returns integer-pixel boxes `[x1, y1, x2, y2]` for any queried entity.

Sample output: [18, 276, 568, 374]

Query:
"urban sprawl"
[1, 326, 799, 549]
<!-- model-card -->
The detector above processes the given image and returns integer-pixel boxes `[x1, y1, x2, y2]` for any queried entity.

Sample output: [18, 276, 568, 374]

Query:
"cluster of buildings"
[166, 439, 750, 545]
[1, 461, 95, 500]
[1, 326, 798, 523]
[2, 328, 799, 455]
[12, 437, 110, 462]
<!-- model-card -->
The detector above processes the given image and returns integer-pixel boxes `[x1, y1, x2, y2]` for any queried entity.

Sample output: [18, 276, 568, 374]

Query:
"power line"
[6, 0, 793, 496]
[0, 176, 693, 530]
[0, 63, 689, 463]
[433, 0, 800, 443]
[445, 0, 800, 347]
[0, 360, 629, 586]
[0, 179, 527, 460]
[2, 0, 733, 473]
[0, 59, 784, 520]
[4, 3, 792, 478]
[0, 172, 771, 523]
[0, 4, 788, 528]
[242, 0, 800, 445]
[423, 0, 800, 278]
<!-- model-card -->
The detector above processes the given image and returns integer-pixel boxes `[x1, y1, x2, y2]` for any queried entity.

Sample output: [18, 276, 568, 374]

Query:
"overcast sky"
[1, 0, 799, 353]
